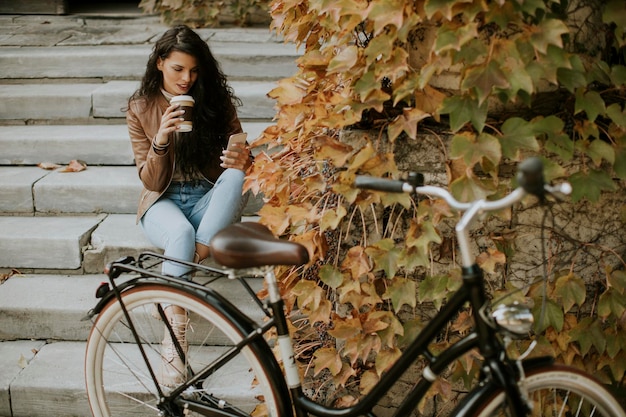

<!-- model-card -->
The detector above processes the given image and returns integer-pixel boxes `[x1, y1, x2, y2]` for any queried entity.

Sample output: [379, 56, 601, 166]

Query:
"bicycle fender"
[450, 356, 555, 417]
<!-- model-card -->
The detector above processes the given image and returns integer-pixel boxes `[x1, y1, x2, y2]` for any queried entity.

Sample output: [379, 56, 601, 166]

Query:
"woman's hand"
[220, 142, 252, 171]
[155, 103, 186, 146]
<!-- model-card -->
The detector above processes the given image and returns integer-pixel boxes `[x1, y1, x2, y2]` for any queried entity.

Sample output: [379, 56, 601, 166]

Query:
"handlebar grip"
[355, 176, 407, 193]
[516, 157, 545, 197]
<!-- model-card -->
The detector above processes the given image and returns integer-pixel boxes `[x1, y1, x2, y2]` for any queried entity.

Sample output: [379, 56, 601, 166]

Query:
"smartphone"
[227, 133, 248, 150]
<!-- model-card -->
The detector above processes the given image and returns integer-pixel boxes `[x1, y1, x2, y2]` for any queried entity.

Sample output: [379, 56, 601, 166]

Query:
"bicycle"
[84, 157, 626, 417]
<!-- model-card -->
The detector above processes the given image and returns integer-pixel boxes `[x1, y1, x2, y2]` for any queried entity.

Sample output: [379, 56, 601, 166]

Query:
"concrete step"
[0, 213, 261, 272]
[0, 42, 298, 80]
[0, 338, 270, 417]
[0, 122, 271, 166]
[0, 273, 266, 341]
[0, 80, 278, 122]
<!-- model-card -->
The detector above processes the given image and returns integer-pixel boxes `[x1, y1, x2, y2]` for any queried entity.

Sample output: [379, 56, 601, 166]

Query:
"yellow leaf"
[313, 347, 342, 376]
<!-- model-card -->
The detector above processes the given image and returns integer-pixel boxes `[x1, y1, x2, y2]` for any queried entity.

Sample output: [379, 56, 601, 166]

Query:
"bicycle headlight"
[491, 303, 534, 338]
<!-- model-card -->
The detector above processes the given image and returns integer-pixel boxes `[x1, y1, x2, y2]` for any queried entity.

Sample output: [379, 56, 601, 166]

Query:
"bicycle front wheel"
[85, 284, 285, 417]
[472, 364, 626, 417]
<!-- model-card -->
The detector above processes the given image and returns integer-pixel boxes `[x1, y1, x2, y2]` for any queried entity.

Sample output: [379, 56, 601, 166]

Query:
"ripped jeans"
[140, 168, 247, 279]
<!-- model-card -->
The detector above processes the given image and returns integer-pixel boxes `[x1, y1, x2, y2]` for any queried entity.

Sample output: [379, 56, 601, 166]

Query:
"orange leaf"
[476, 247, 506, 274]
[59, 159, 87, 172]
[38, 162, 61, 170]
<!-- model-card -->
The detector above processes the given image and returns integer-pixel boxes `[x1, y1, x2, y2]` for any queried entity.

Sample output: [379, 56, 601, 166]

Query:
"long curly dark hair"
[129, 25, 241, 179]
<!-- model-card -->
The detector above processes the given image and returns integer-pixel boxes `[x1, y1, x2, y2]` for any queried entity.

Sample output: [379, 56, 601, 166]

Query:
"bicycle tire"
[469, 363, 626, 417]
[85, 284, 286, 417]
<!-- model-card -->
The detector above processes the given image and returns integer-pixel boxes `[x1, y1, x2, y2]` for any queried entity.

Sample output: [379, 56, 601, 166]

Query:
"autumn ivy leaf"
[387, 107, 429, 141]
[382, 277, 416, 312]
[367, 0, 404, 35]
[462, 60, 510, 105]
[380, 192, 413, 210]
[327, 45, 359, 74]
[419, 275, 449, 310]
[399, 246, 430, 269]
[585, 139, 615, 167]
[614, 136, 626, 180]
[568, 169, 618, 202]
[341, 246, 371, 280]
[406, 219, 442, 254]
[499, 117, 540, 160]
[611, 65, 626, 86]
[375, 347, 401, 376]
[348, 141, 376, 171]
[568, 317, 593, 355]
[574, 90, 606, 122]
[450, 173, 495, 203]
[359, 370, 379, 395]
[308, 299, 332, 324]
[332, 363, 357, 388]
[450, 131, 502, 169]
[313, 347, 342, 376]
[607, 103, 626, 129]
[328, 316, 362, 340]
[434, 21, 478, 54]
[554, 272, 586, 313]
[439, 95, 488, 133]
[397, 318, 424, 348]
[557, 67, 587, 93]
[529, 19, 568, 54]
[291, 280, 324, 311]
[609, 270, 626, 295]
[319, 264, 345, 289]
[320, 205, 347, 231]
[364, 33, 394, 66]
[598, 287, 626, 319]
[532, 299, 564, 332]
[258, 205, 291, 235]
[545, 133, 574, 161]
[476, 247, 506, 274]
[268, 78, 306, 105]
[366, 238, 402, 278]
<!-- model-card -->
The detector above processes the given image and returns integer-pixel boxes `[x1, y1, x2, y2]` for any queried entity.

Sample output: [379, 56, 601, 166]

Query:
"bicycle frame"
[90, 159, 571, 417]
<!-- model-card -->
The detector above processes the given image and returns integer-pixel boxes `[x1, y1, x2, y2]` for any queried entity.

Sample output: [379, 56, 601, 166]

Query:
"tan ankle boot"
[160, 306, 188, 387]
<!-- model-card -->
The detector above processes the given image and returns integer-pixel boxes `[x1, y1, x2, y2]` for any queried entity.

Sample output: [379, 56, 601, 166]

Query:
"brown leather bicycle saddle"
[210, 222, 310, 269]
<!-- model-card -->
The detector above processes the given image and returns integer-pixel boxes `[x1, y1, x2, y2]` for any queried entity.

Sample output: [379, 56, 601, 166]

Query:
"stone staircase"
[0, 12, 298, 417]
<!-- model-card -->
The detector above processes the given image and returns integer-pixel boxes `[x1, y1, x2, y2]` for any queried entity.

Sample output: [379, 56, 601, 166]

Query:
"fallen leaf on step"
[59, 159, 87, 172]
[38, 162, 61, 170]
[17, 354, 28, 369]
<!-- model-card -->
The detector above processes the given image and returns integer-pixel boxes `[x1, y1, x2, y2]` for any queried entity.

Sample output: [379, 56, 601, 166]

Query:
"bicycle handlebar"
[355, 157, 572, 213]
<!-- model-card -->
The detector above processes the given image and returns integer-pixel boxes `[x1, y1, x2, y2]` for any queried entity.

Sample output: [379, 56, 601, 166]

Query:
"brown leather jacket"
[126, 94, 242, 222]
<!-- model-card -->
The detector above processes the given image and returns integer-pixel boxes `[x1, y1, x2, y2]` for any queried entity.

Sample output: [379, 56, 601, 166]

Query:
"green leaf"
[419, 275, 449, 310]
[587, 140, 615, 166]
[607, 103, 626, 129]
[558, 68, 587, 93]
[364, 33, 394, 66]
[382, 277, 416, 312]
[461, 60, 510, 105]
[500, 117, 540, 160]
[450, 132, 502, 169]
[602, 1, 626, 36]
[406, 219, 442, 254]
[532, 299, 564, 332]
[435, 21, 478, 54]
[609, 270, 626, 295]
[614, 136, 626, 180]
[319, 264, 345, 289]
[569, 169, 618, 202]
[569, 317, 594, 355]
[529, 19, 568, 54]
[598, 287, 626, 319]
[397, 318, 424, 348]
[545, 133, 574, 161]
[366, 238, 403, 278]
[574, 90, 606, 122]
[439, 95, 488, 133]
[554, 272, 586, 313]
[450, 174, 494, 203]
[611, 65, 626, 86]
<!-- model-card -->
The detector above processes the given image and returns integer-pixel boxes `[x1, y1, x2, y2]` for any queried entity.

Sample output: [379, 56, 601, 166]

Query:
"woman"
[126, 25, 252, 386]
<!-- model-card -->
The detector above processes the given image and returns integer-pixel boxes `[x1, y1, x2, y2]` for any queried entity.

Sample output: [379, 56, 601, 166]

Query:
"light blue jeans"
[140, 168, 246, 278]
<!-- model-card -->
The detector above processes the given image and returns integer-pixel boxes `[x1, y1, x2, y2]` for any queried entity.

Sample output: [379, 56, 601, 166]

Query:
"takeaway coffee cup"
[170, 95, 195, 132]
